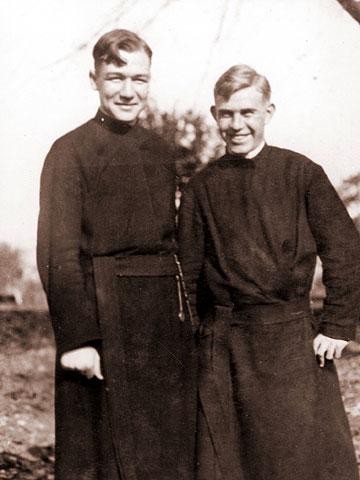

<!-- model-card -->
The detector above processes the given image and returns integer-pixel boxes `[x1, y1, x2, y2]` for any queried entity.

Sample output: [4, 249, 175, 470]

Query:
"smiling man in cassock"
[179, 64, 360, 480]
[37, 29, 196, 480]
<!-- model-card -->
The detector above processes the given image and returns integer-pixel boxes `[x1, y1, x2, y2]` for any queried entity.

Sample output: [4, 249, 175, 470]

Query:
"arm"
[178, 182, 206, 331]
[305, 163, 360, 359]
[37, 138, 102, 358]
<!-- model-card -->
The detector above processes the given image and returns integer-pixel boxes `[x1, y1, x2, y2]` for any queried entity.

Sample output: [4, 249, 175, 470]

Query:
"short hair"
[214, 64, 271, 103]
[92, 29, 152, 71]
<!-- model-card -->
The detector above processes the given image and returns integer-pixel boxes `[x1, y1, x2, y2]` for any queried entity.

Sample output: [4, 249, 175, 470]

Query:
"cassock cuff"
[318, 321, 356, 342]
[53, 322, 102, 356]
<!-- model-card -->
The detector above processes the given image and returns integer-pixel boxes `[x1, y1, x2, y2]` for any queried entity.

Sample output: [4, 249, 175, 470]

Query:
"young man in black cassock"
[179, 64, 360, 480]
[37, 29, 196, 480]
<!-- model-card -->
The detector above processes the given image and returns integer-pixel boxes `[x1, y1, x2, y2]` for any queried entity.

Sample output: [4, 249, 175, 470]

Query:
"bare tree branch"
[193, 0, 233, 108]
[9, 0, 176, 96]
[336, 0, 360, 24]
[40, 0, 176, 72]
[141, 0, 175, 31]
[43, 0, 141, 70]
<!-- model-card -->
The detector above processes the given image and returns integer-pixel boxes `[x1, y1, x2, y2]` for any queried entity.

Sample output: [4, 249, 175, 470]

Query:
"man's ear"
[210, 105, 217, 121]
[265, 103, 275, 125]
[89, 70, 98, 91]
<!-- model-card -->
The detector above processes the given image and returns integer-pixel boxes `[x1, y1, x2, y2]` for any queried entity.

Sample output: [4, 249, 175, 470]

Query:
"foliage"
[0, 243, 47, 309]
[21, 279, 48, 310]
[141, 105, 223, 183]
[339, 173, 360, 231]
[0, 243, 23, 297]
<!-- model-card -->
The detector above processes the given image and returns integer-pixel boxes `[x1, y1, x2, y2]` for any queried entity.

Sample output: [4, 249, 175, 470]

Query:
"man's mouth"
[229, 134, 250, 143]
[115, 103, 137, 109]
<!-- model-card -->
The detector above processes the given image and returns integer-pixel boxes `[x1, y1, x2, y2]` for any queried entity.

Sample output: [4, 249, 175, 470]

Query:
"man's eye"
[134, 78, 148, 84]
[107, 77, 122, 82]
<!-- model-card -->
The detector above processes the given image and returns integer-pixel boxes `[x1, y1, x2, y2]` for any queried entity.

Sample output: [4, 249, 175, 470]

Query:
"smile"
[115, 103, 137, 108]
[230, 134, 250, 143]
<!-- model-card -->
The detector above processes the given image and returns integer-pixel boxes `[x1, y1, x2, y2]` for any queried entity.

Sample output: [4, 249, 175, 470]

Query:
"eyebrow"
[218, 107, 258, 114]
[218, 108, 234, 114]
[105, 73, 150, 79]
[132, 74, 150, 80]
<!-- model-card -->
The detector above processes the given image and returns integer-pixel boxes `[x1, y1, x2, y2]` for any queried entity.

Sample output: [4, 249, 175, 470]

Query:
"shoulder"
[265, 145, 315, 167]
[52, 119, 95, 148]
[46, 119, 96, 162]
[265, 145, 325, 180]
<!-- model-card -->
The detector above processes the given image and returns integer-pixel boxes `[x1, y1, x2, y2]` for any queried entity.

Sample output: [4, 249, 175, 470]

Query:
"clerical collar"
[94, 109, 134, 134]
[245, 140, 266, 159]
[226, 140, 266, 159]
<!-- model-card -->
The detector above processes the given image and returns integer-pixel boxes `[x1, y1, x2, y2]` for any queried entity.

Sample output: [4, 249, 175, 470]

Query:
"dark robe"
[179, 145, 360, 480]
[37, 110, 196, 480]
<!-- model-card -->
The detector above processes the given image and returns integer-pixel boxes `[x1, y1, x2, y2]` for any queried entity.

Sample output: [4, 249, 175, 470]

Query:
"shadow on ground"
[0, 446, 54, 480]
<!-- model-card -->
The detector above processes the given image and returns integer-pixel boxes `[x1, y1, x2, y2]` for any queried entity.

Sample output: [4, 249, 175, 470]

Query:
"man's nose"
[230, 113, 245, 130]
[120, 78, 135, 98]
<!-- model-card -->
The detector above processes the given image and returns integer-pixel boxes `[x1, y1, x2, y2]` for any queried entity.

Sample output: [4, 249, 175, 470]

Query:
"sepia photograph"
[1, 0, 360, 478]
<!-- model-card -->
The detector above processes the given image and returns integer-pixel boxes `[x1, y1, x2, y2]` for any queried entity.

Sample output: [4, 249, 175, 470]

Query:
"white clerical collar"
[245, 140, 266, 159]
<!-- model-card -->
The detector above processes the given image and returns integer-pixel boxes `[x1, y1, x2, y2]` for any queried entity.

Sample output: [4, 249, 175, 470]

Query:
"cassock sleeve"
[178, 182, 206, 331]
[305, 162, 360, 341]
[37, 138, 101, 354]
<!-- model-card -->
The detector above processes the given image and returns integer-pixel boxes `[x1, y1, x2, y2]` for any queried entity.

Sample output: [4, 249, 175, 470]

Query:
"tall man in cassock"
[179, 64, 360, 480]
[37, 29, 196, 480]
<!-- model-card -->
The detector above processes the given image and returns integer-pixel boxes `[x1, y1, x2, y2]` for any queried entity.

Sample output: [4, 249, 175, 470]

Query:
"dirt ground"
[0, 311, 55, 479]
[1, 310, 360, 479]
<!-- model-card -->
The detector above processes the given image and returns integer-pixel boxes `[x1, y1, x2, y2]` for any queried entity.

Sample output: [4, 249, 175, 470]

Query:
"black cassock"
[179, 145, 360, 480]
[37, 110, 196, 480]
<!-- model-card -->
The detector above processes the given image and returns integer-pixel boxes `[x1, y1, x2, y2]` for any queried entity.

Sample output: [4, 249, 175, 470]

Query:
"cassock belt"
[114, 254, 177, 276]
[231, 298, 311, 325]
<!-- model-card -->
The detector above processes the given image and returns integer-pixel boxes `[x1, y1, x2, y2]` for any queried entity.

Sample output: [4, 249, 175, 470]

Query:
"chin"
[113, 115, 137, 124]
[107, 106, 139, 124]
[119, 116, 136, 123]
[228, 145, 250, 155]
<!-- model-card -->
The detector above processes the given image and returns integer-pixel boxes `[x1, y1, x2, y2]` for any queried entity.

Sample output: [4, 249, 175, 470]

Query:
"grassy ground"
[0, 310, 55, 479]
[1, 310, 360, 478]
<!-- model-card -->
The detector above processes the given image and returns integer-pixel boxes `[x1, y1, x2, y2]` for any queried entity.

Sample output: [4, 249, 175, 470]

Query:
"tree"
[0, 243, 23, 296]
[338, 173, 360, 232]
[336, 0, 360, 25]
[141, 106, 223, 184]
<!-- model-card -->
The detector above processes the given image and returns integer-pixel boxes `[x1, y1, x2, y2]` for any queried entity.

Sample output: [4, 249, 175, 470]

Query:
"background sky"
[1, 0, 360, 268]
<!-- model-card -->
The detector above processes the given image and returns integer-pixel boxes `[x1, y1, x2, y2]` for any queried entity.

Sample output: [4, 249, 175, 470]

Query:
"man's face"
[90, 49, 151, 124]
[211, 86, 274, 156]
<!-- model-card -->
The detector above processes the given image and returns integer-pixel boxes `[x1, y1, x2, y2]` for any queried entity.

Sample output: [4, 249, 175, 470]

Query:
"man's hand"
[60, 346, 104, 380]
[313, 333, 349, 368]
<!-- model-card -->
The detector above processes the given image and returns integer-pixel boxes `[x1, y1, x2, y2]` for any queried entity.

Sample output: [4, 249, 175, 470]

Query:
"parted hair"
[93, 29, 152, 70]
[214, 64, 271, 102]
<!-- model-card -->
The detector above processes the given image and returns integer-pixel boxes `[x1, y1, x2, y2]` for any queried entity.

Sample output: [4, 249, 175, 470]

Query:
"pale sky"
[1, 0, 360, 267]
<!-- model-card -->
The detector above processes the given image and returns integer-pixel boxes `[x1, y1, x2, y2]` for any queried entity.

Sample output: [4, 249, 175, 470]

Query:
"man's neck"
[244, 140, 265, 159]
